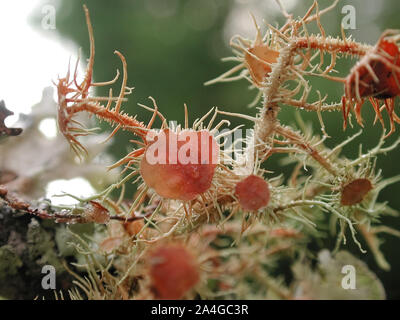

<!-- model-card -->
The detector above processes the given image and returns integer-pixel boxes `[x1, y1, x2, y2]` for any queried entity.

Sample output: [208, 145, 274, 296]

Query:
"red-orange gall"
[235, 174, 270, 211]
[340, 178, 373, 206]
[140, 129, 219, 201]
[148, 244, 199, 300]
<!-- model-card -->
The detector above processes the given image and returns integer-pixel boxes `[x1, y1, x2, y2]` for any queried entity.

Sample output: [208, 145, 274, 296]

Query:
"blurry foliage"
[30, 0, 400, 298]
[0, 88, 118, 199]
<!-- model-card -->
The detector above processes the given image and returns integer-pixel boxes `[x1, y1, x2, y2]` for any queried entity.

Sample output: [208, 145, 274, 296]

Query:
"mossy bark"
[0, 202, 74, 299]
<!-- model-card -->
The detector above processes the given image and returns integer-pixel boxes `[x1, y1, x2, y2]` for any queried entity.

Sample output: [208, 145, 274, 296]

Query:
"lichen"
[2, 1, 400, 300]
[0, 245, 23, 281]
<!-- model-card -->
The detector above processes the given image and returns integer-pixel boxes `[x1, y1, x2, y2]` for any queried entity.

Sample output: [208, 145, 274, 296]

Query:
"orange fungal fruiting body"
[85, 201, 110, 224]
[340, 178, 373, 206]
[245, 46, 279, 87]
[124, 219, 145, 237]
[368, 40, 400, 99]
[99, 237, 124, 254]
[347, 39, 400, 100]
[235, 174, 270, 211]
[149, 243, 199, 299]
[140, 129, 219, 201]
[343, 32, 400, 132]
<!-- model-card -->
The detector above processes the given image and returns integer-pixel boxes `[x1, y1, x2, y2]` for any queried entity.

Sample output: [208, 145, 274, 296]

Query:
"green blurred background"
[32, 0, 400, 298]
